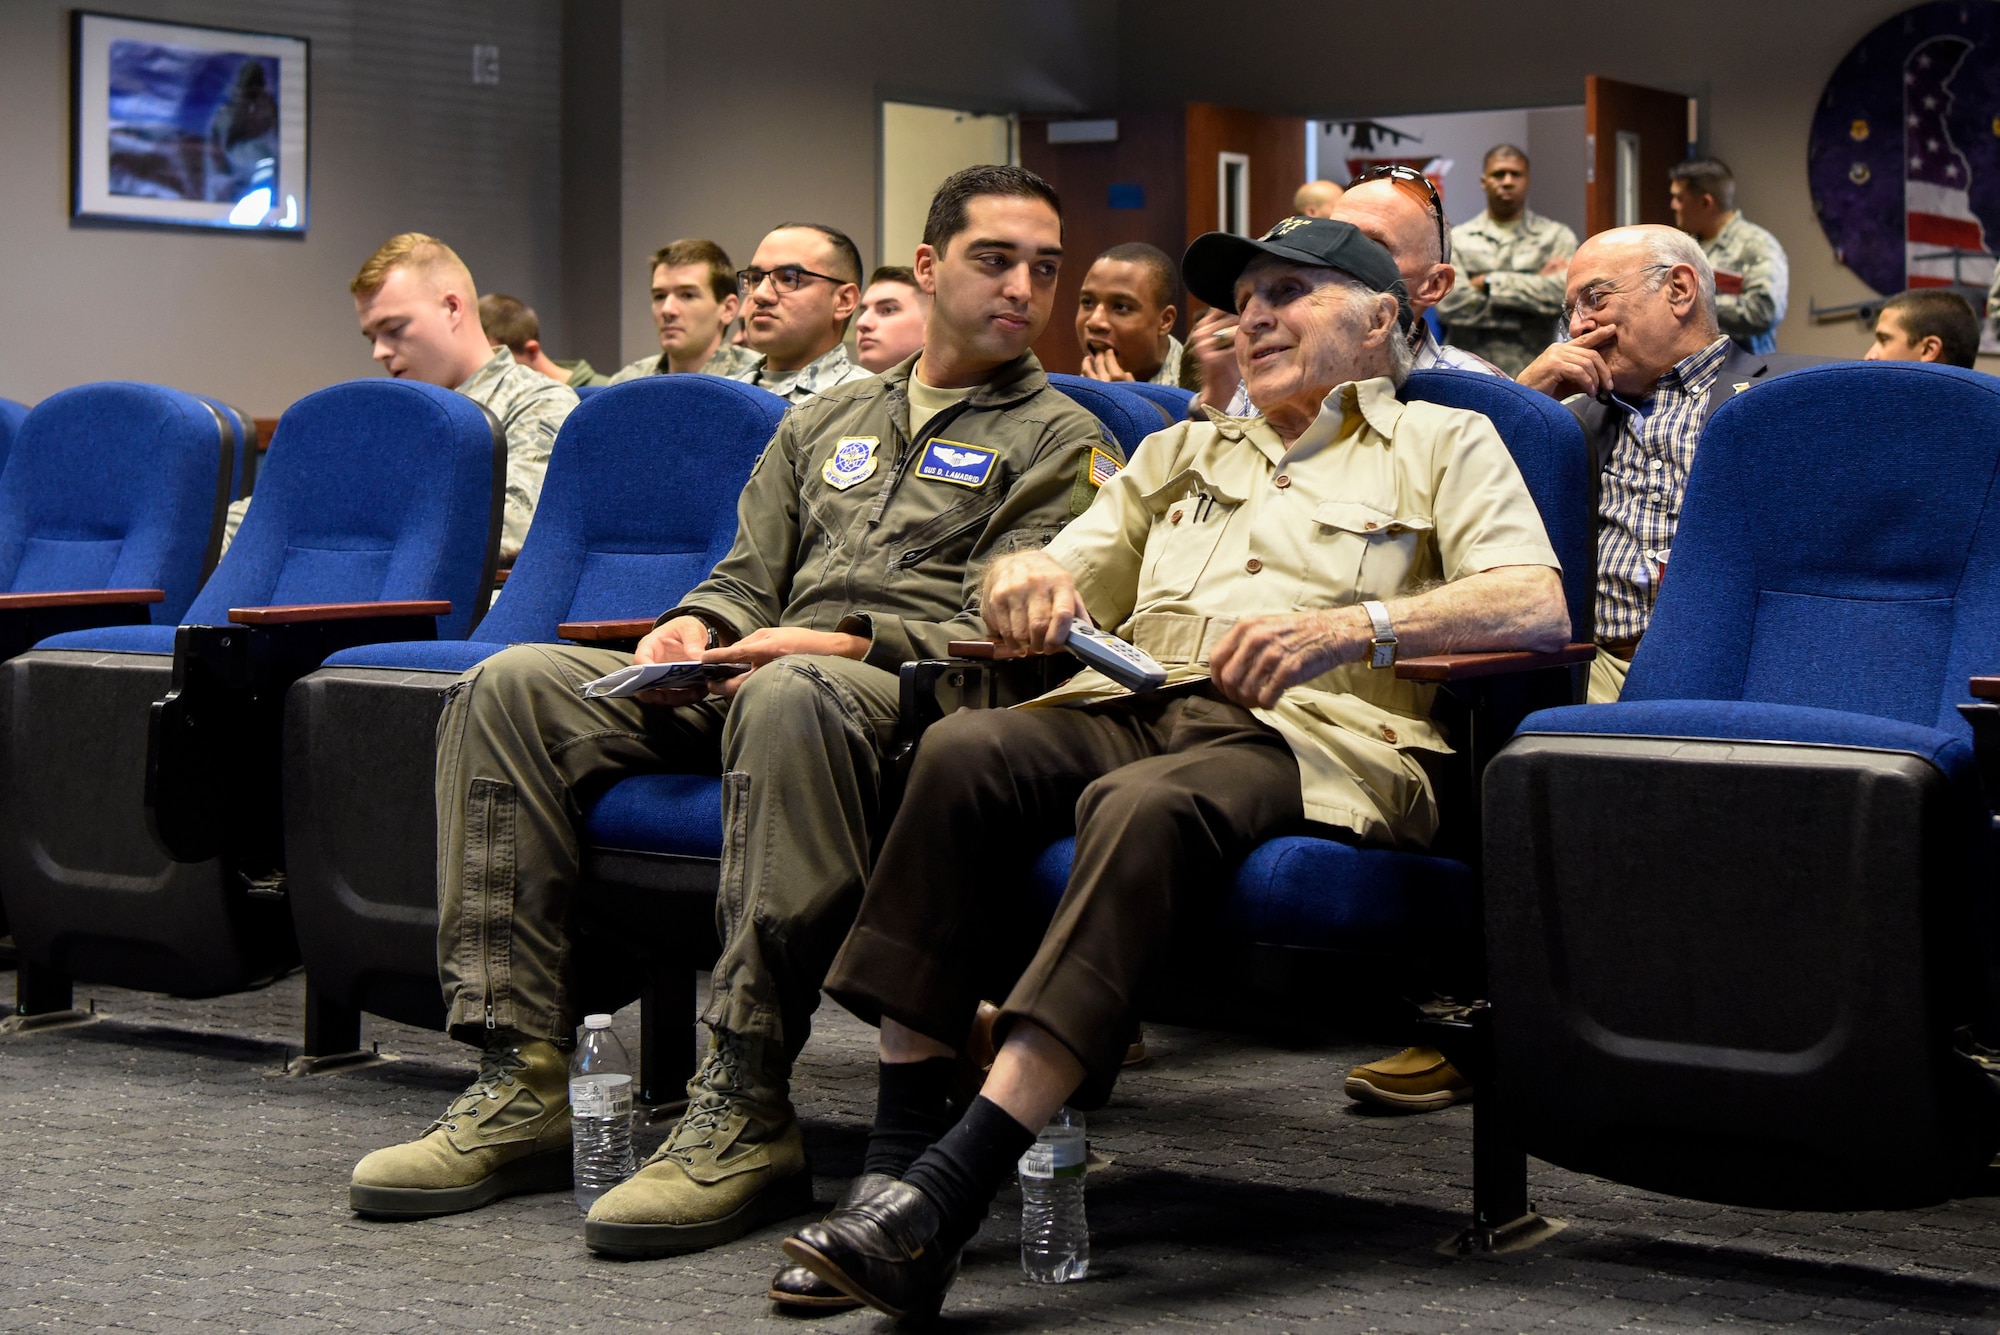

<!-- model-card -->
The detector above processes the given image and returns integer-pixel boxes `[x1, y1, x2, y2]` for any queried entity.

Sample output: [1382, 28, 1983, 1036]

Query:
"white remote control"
[1065, 622, 1168, 693]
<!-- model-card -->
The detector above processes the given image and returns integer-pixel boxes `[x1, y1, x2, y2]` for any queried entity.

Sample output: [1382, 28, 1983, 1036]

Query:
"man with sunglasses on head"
[729, 223, 877, 403]
[346, 167, 1121, 1280]
[1193, 166, 1499, 415]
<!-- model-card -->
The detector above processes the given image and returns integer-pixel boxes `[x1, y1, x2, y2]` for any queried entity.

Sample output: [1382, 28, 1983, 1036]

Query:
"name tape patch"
[916, 439, 997, 488]
[822, 436, 880, 490]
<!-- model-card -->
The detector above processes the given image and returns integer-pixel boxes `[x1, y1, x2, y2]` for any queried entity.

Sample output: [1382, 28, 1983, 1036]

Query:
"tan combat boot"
[584, 1030, 814, 1257]
[349, 1037, 573, 1218]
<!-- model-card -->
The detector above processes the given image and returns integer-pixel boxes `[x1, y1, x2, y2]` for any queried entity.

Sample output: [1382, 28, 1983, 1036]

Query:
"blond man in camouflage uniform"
[1434, 146, 1578, 376]
[1669, 158, 1789, 356]
[223, 234, 574, 561]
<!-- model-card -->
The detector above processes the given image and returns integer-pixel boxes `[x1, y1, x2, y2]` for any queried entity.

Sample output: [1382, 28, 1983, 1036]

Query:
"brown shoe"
[1344, 1046, 1472, 1112]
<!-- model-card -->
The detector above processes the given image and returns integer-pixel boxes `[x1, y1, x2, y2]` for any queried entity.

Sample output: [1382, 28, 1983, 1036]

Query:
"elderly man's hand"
[983, 549, 1090, 654]
[632, 615, 715, 707]
[1188, 307, 1241, 413]
[1209, 607, 1369, 709]
[1516, 324, 1614, 399]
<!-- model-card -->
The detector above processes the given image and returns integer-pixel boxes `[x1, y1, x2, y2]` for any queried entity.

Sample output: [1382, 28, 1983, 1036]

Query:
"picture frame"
[71, 11, 310, 234]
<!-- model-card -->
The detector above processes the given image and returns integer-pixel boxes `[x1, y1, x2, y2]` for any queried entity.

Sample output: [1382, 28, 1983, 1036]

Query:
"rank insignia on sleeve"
[1088, 447, 1121, 488]
[915, 439, 997, 488]
[822, 436, 880, 490]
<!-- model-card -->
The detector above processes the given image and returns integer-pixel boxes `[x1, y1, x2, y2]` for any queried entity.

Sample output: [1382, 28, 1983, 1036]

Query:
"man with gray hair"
[1668, 157, 1789, 356]
[775, 218, 1568, 1321]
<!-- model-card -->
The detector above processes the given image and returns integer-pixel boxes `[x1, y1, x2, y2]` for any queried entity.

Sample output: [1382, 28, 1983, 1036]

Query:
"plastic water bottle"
[1018, 1105, 1089, 1282]
[569, 1013, 635, 1211]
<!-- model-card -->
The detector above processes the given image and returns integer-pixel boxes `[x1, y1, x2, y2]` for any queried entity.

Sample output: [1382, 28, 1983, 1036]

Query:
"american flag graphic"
[1905, 35, 1996, 290]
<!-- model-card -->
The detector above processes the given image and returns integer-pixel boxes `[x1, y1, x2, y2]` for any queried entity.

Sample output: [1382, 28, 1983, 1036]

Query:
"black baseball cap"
[1182, 216, 1412, 330]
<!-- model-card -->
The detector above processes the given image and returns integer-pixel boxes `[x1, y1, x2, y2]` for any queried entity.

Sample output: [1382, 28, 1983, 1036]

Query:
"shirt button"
[1170, 508, 1183, 524]
[1273, 474, 1292, 489]
[1364, 521, 1379, 530]
[1381, 725, 1399, 744]
[1245, 557, 1263, 574]
[1649, 492, 1663, 504]
[1649, 459, 1664, 471]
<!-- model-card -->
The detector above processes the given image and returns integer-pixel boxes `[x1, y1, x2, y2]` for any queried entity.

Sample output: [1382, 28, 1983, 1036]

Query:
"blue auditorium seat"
[1119, 381, 1195, 423]
[0, 396, 28, 473]
[1046, 373, 1169, 454]
[0, 378, 504, 1008]
[1020, 369, 1592, 988]
[575, 383, 610, 400]
[282, 374, 784, 1055]
[1479, 360, 2000, 1217]
[189, 395, 257, 501]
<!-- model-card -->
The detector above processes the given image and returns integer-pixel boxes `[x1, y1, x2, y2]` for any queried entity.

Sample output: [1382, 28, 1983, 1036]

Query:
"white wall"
[0, 0, 563, 413]
[1314, 107, 1585, 239]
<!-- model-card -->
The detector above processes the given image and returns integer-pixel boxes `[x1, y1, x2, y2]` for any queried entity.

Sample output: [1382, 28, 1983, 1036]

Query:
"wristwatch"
[1362, 600, 1398, 669]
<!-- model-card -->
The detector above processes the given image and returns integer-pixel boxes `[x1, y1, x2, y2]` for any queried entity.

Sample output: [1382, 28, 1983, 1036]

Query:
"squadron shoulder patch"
[915, 439, 997, 488]
[822, 436, 879, 490]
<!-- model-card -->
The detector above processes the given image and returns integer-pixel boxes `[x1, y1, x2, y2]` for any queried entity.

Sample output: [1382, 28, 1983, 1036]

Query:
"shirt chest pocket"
[1297, 499, 1436, 609]
[1137, 469, 1242, 600]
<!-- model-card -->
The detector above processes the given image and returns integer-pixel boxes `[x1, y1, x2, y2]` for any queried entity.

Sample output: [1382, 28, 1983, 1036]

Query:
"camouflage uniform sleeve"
[1714, 225, 1789, 342]
[839, 420, 1124, 671]
[496, 381, 575, 562]
[1484, 219, 1577, 317]
[662, 416, 798, 638]
[1434, 265, 1491, 326]
[219, 496, 250, 556]
[1988, 266, 2000, 327]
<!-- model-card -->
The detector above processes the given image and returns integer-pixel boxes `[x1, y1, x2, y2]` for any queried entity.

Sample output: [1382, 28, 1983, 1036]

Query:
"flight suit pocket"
[1297, 500, 1435, 608]
[1137, 469, 1241, 600]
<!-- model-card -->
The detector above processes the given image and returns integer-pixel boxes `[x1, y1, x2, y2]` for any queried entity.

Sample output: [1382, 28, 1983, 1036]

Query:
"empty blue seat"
[1484, 360, 2000, 1212]
[0, 396, 28, 474]
[0, 378, 505, 1006]
[283, 374, 784, 1050]
[1046, 373, 1169, 454]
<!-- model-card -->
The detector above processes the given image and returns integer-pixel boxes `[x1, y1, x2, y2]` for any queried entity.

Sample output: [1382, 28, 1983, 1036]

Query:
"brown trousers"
[825, 687, 1304, 1095]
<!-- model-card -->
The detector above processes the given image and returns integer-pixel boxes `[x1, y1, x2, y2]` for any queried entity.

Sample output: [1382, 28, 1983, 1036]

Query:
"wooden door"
[1584, 77, 1694, 236]
[1184, 103, 1305, 247]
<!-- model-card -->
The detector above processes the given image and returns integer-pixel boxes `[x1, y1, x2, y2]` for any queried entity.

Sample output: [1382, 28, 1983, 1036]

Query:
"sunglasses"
[1349, 164, 1451, 265]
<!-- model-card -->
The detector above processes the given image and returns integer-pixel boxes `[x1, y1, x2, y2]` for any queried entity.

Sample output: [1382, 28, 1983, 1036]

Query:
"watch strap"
[1362, 599, 1398, 669]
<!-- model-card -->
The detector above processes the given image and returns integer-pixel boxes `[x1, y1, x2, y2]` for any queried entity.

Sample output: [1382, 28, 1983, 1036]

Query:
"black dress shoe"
[767, 1173, 899, 1312]
[781, 1180, 960, 1321]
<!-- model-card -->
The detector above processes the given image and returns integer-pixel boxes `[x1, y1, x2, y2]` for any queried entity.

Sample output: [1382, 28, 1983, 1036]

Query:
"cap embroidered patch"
[822, 436, 879, 490]
[916, 439, 997, 488]
[1088, 447, 1121, 488]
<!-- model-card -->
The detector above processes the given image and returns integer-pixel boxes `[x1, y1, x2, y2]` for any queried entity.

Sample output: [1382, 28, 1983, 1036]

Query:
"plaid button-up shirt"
[1595, 335, 1731, 641]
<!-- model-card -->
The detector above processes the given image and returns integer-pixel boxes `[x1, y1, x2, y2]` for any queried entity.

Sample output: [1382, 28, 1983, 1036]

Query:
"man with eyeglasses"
[347, 167, 1121, 1283]
[1193, 166, 1498, 415]
[1433, 146, 1578, 376]
[726, 223, 876, 403]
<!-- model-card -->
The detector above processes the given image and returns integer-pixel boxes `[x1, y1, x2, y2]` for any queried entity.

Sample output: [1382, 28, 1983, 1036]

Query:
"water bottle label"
[569, 1072, 633, 1118]
[1017, 1138, 1087, 1179]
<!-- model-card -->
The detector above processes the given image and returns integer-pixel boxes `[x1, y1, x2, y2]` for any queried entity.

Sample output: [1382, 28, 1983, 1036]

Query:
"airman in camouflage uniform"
[1669, 158, 1789, 356]
[728, 341, 873, 404]
[1435, 147, 1577, 376]
[602, 339, 760, 385]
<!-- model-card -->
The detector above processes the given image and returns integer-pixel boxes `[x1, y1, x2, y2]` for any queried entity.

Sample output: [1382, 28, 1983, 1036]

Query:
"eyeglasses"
[1559, 264, 1674, 327]
[737, 264, 848, 296]
[1349, 164, 1450, 264]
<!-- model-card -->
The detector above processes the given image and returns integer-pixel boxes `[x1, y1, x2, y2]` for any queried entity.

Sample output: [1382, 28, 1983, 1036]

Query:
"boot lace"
[655, 1034, 754, 1163]
[429, 1043, 530, 1135]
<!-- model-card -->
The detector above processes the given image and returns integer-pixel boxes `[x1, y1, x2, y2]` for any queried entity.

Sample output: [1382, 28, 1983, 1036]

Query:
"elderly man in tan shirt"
[773, 219, 1568, 1322]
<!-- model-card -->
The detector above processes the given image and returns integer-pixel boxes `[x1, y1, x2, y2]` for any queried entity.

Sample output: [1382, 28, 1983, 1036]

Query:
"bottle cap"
[583, 1013, 614, 1030]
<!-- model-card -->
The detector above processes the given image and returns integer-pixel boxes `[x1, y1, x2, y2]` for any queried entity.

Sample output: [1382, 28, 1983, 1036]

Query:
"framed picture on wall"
[71, 11, 309, 233]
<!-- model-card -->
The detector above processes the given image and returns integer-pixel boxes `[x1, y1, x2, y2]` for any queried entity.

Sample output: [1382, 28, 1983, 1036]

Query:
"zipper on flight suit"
[864, 398, 979, 526]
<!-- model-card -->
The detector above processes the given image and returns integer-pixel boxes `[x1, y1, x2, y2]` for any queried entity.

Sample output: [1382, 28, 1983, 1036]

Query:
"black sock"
[862, 1057, 959, 1180]
[901, 1095, 1038, 1252]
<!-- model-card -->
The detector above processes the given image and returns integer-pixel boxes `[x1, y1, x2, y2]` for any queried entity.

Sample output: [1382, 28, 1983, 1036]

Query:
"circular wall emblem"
[1809, 1, 2000, 297]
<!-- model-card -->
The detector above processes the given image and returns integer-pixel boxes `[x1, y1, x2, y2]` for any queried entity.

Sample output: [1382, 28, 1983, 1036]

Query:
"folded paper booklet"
[579, 661, 748, 698]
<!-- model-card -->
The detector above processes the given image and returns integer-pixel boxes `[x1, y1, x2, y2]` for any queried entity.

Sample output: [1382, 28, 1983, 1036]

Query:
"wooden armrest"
[1394, 642, 1596, 683]
[0, 588, 165, 611]
[559, 618, 659, 642]
[492, 566, 511, 586]
[1971, 676, 2000, 700]
[947, 639, 1000, 660]
[227, 600, 450, 626]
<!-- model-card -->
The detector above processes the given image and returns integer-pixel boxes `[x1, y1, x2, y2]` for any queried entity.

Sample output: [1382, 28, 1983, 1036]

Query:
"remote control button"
[1244, 557, 1263, 574]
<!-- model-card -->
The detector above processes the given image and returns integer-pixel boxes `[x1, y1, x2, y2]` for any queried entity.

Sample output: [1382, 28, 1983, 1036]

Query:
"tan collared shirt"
[1032, 376, 1560, 844]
